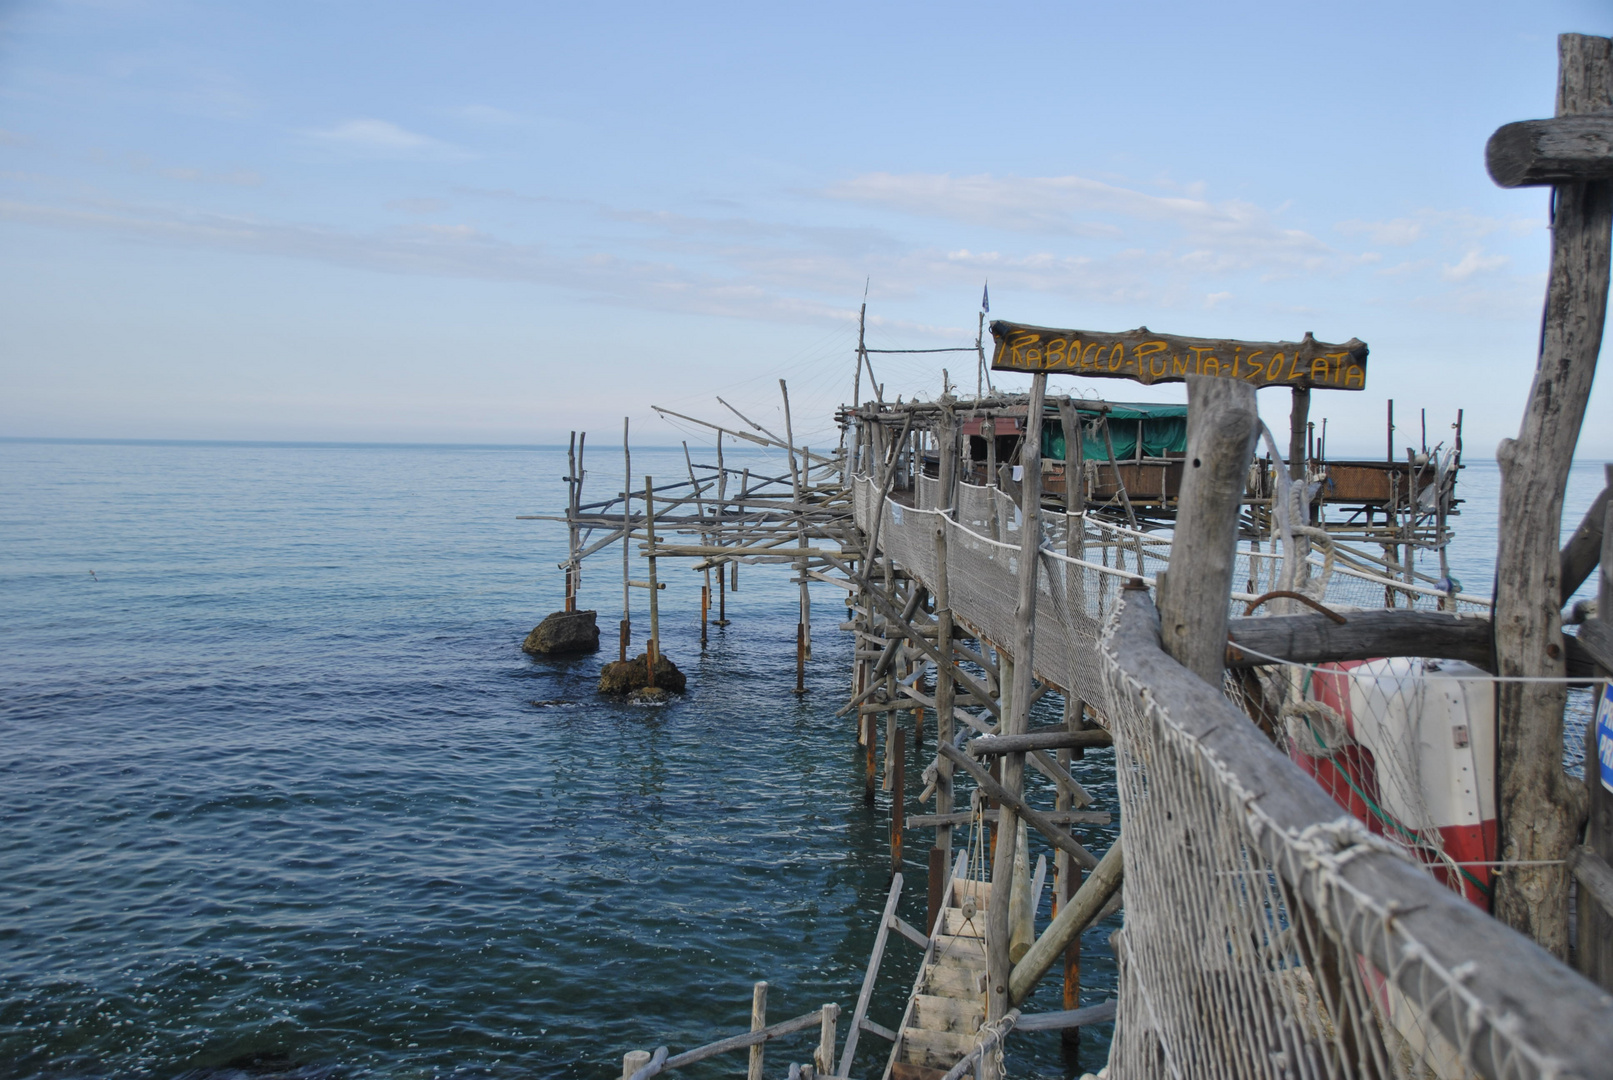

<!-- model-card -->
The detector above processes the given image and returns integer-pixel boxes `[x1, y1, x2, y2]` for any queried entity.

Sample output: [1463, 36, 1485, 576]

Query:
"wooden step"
[939, 906, 987, 938]
[933, 933, 987, 962]
[951, 877, 990, 909]
[901, 1028, 979, 1070]
[923, 958, 987, 998]
[912, 992, 985, 1035]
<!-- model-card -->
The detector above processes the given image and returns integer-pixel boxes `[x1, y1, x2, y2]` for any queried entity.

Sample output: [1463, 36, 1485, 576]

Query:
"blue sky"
[1, 1, 1609, 455]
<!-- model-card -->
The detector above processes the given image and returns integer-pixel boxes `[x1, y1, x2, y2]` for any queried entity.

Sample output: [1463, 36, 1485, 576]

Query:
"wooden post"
[816, 1003, 839, 1075]
[864, 710, 877, 806]
[1289, 388, 1310, 481]
[567, 432, 588, 613]
[891, 726, 905, 871]
[1155, 376, 1261, 686]
[621, 418, 631, 663]
[622, 1050, 650, 1080]
[715, 433, 729, 626]
[644, 476, 660, 684]
[1059, 835, 1083, 1049]
[1008, 816, 1033, 963]
[1386, 398, 1395, 463]
[748, 981, 768, 1080]
[782, 379, 812, 695]
[1582, 465, 1613, 987]
[701, 582, 709, 649]
[987, 372, 1046, 1032]
[1491, 33, 1612, 958]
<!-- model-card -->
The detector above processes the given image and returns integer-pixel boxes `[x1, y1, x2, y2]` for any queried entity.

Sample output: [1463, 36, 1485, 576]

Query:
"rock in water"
[628, 686, 670, 705]
[598, 652, 686, 695]
[522, 610, 600, 655]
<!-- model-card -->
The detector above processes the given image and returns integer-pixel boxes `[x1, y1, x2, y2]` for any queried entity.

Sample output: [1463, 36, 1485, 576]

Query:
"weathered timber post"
[816, 1003, 839, 1075]
[1288, 388, 1310, 481]
[748, 981, 768, 1080]
[986, 372, 1047, 1036]
[1052, 395, 1087, 1037]
[644, 476, 660, 685]
[929, 514, 956, 934]
[620, 418, 631, 663]
[1582, 464, 1613, 987]
[714, 433, 729, 626]
[891, 725, 905, 871]
[1489, 33, 1612, 957]
[1155, 375, 1261, 686]
[621, 1049, 650, 1080]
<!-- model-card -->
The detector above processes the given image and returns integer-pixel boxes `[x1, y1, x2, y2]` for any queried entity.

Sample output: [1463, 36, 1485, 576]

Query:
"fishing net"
[1101, 601, 1578, 1080]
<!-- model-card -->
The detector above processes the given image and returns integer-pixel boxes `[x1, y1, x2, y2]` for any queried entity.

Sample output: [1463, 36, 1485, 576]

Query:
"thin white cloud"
[1337, 217, 1425, 246]
[1442, 248, 1508, 281]
[306, 119, 462, 159]
[822, 171, 1339, 276]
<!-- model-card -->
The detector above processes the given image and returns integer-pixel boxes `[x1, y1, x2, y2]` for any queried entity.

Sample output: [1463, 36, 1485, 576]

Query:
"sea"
[1, 439, 1605, 1080]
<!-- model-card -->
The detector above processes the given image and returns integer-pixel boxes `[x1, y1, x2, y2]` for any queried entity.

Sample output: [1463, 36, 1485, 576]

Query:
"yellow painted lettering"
[1245, 351, 1266, 381]
[1345, 364, 1365, 388]
[1108, 342, 1125, 371]
[1310, 358, 1329, 383]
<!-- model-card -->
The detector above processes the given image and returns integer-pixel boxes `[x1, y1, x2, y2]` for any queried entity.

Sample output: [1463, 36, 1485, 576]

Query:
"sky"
[0, 1, 1610, 455]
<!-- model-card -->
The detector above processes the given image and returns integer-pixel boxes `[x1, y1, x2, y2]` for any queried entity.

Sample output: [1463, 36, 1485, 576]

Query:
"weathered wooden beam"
[1007, 842, 1122, 1006]
[939, 742, 1097, 870]
[967, 730, 1113, 755]
[1560, 482, 1612, 603]
[1224, 609, 1494, 669]
[987, 370, 1047, 1036]
[1487, 114, 1613, 188]
[1011, 1000, 1117, 1031]
[1156, 375, 1261, 686]
[1491, 32, 1613, 958]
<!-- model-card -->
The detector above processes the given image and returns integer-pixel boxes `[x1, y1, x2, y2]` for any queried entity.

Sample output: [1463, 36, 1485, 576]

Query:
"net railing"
[1104, 591, 1613, 1080]
[861, 475, 1489, 711]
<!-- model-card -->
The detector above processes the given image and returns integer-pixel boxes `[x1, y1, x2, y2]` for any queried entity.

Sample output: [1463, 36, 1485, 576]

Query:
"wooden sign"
[989, 320, 1369, 391]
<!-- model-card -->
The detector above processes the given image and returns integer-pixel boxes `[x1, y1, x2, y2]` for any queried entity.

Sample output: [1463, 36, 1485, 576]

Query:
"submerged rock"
[598, 652, 686, 695]
[522, 609, 600, 655]
[629, 686, 671, 705]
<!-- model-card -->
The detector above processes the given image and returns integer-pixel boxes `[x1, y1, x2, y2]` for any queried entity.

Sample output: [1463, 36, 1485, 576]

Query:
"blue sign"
[1598, 683, 1613, 794]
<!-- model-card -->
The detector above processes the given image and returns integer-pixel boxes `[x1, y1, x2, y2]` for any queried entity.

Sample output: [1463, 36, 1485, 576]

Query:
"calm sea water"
[0, 441, 1603, 1080]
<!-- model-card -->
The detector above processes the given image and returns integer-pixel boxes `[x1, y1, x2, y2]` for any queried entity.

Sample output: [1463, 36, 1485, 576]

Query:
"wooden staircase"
[885, 872, 991, 1080]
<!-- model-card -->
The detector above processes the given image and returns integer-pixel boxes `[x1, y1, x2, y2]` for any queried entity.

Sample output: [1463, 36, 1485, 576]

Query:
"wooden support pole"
[987, 373, 1046, 1030]
[1492, 33, 1612, 958]
[644, 476, 660, 683]
[1288, 387, 1310, 481]
[622, 1050, 651, 1080]
[747, 981, 768, 1080]
[941, 742, 1096, 870]
[864, 710, 877, 807]
[1560, 479, 1613, 604]
[574, 435, 587, 618]
[1008, 843, 1123, 1006]
[816, 1003, 839, 1075]
[1155, 375, 1261, 687]
[621, 418, 631, 663]
[891, 726, 905, 871]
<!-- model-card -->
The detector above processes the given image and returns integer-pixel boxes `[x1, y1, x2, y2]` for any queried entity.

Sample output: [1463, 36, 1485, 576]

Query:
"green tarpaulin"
[1041, 402, 1188, 462]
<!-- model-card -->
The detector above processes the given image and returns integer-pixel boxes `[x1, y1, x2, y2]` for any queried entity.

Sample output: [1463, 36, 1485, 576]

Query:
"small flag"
[981, 281, 990, 313]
